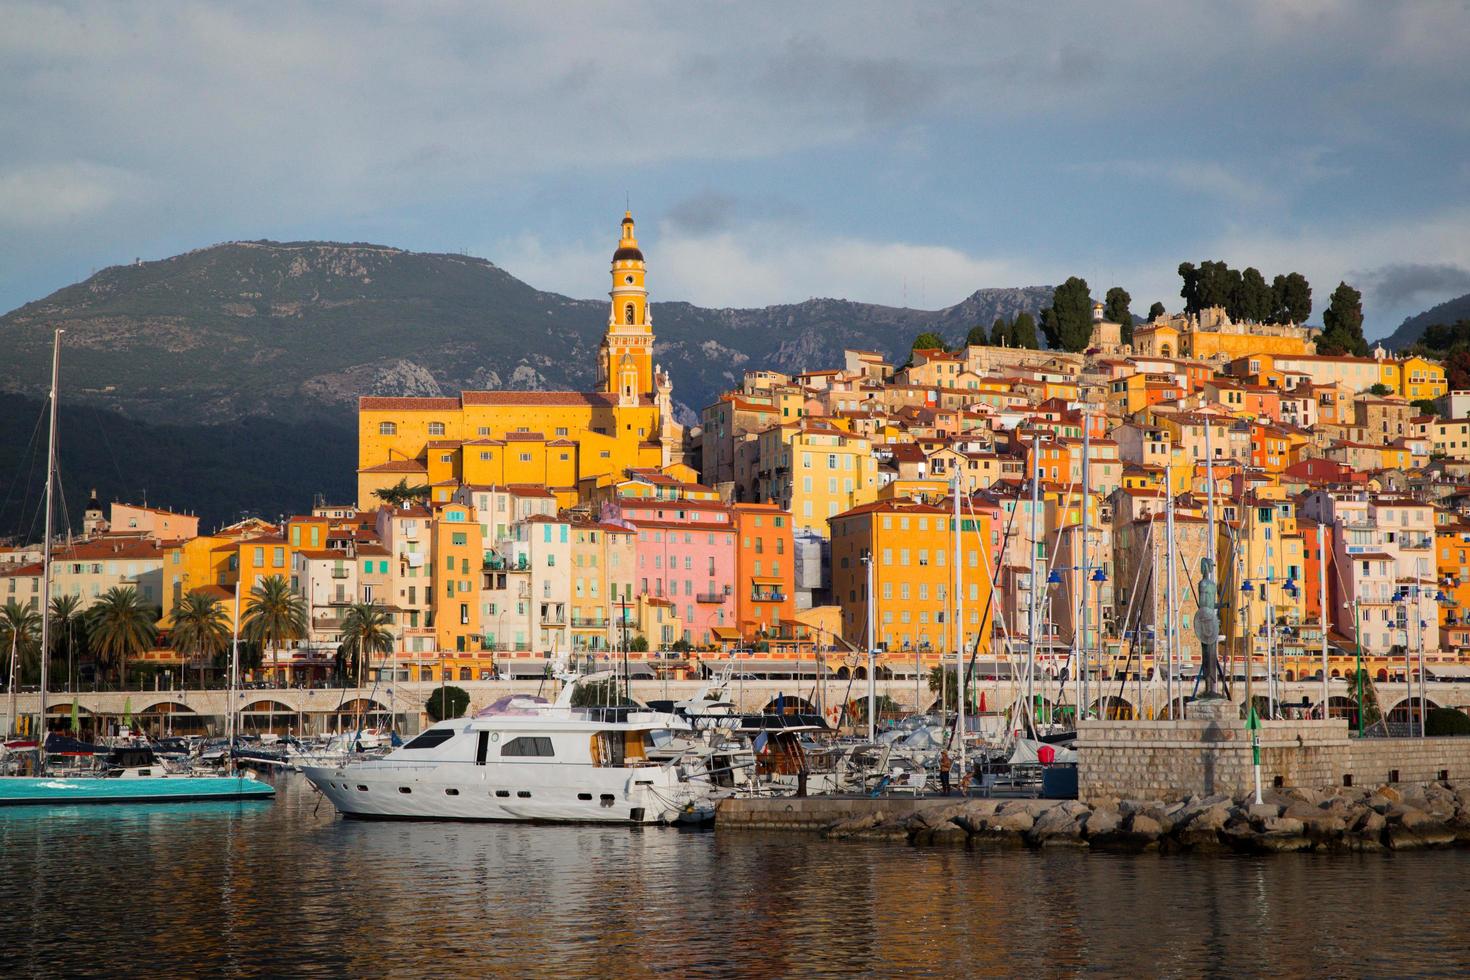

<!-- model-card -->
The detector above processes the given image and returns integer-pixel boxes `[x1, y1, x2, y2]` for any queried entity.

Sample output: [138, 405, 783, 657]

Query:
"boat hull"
[302, 763, 700, 824]
[0, 774, 276, 806]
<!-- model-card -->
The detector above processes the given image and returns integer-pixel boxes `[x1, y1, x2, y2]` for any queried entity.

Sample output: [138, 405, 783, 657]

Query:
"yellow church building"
[357, 213, 681, 510]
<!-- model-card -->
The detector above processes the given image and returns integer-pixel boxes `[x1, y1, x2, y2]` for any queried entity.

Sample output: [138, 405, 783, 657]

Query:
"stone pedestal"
[1184, 697, 1238, 724]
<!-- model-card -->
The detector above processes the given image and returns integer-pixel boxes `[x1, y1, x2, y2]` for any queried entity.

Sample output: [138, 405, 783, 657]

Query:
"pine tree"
[965, 322, 989, 347]
[1041, 278, 1092, 352]
[1319, 281, 1367, 356]
[1010, 312, 1039, 349]
[1148, 301, 1166, 321]
[990, 316, 1011, 347]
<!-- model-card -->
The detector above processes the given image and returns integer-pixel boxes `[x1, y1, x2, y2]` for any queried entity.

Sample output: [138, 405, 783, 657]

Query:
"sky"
[3, 0, 1470, 339]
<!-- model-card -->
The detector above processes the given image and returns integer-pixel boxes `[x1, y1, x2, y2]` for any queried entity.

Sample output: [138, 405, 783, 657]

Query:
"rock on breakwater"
[815, 781, 1470, 854]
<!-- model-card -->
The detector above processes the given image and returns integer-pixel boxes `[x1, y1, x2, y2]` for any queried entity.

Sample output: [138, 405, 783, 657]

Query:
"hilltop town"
[5, 212, 1465, 721]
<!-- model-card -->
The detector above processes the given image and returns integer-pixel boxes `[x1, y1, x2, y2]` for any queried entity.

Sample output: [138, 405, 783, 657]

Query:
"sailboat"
[0, 330, 274, 807]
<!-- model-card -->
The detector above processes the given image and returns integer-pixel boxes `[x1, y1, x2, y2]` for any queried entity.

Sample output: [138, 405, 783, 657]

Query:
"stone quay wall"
[718, 796, 933, 832]
[1078, 715, 1470, 802]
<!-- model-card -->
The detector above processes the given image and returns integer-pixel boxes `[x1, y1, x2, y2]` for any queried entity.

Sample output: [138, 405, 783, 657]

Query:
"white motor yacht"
[302, 671, 716, 824]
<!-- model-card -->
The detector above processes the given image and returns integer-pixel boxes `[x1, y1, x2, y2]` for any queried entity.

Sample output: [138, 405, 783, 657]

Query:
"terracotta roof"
[360, 396, 460, 411]
[359, 459, 428, 474]
[462, 391, 620, 407]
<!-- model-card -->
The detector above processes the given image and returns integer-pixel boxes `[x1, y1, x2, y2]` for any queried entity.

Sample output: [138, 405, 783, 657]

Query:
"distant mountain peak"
[0, 239, 1050, 425]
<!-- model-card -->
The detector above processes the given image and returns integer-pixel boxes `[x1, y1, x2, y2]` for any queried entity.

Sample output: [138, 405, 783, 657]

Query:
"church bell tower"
[599, 211, 654, 402]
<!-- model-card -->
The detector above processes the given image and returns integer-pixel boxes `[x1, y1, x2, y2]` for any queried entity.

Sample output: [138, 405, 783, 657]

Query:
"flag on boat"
[70, 699, 80, 732]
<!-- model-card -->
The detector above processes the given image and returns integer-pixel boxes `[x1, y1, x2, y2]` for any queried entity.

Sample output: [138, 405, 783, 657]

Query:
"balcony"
[484, 641, 531, 652]
[330, 568, 349, 579]
[751, 590, 787, 603]
[1401, 535, 1433, 551]
[696, 591, 729, 604]
[570, 615, 608, 629]
[539, 606, 566, 626]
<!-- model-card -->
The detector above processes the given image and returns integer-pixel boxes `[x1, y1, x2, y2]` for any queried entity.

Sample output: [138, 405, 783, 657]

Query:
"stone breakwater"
[818, 783, 1470, 854]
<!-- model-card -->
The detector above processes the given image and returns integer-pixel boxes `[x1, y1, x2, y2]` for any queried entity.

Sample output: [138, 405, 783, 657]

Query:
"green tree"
[927, 664, 957, 706]
[1411, 398, 1440, 417]
[86, 586, 158, 689]
[1236, 267, 1273, 323]
[1270, 272, 1312, 325]
[1367, 383, 1393, 396]
[1319, 281, 1368, 356]
[1351, 668, 1383, 729]
[1148, 301, 1166, 321]
[372, 478, 431, 509]
[1, 599, 42, 689]
[1178, 262, 1199, 313]
[1196, 260, 1236, 311]
[48, 594, 86, 690]
[1040, 277, 1092, 352]
[911, 331, 948, 353]
[990, 316, 1012, 347]
[1419, 319, 1470, 351]
[628, 634, 649, 653]
[965, 322, 989, 347]
[1425, 707, 1470, 736]
[339, 602, 396, 689]
[1104, 286, 1132, 345]
[425, 684, 470, 722]
[169, 590, 231, 690]
[1011, 312, 1039, 349]
[241, 574, 307, 684]
[570, 678, 636, 708]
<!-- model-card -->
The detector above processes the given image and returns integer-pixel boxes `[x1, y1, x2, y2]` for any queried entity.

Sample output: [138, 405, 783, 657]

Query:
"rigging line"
[954, 483, 1024, 745]
[7, 403, 49, 541]
[0, 401, 47, 537]
[88, 402, 130, 489]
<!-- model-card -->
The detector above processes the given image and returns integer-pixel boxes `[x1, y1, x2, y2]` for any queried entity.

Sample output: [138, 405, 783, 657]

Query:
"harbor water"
[2, 774, 1468, 977]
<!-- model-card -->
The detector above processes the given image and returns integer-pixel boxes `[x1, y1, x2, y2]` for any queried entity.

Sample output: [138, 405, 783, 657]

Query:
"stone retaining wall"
[1078, 716, 1470, 802]
[717, 796, 932, 831]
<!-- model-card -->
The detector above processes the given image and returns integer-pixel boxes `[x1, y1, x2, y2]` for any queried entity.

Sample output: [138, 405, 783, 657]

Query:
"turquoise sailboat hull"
[0, 774, 275, 806]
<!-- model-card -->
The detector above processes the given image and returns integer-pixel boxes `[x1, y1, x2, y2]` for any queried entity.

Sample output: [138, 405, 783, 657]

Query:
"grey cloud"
[1360, 263, 1470, 308]
[757, 35, 943, 126]
[665, 191, 740, 235]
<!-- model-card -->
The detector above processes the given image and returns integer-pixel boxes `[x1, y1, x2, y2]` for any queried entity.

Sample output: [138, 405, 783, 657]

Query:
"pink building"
[615, 499, 737, 647]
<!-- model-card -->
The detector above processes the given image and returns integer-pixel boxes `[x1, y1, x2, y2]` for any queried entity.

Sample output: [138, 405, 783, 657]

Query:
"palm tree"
[170, 591, 231, 690]
[49, 594, 84, 692]
[2, 600, 42, 734]
[86, 587, 159, 690]
[372, 478, 430, 509]
[241, 575, 307, 685]
[340, 602, 396, 728]
[339, 602, 396, 687]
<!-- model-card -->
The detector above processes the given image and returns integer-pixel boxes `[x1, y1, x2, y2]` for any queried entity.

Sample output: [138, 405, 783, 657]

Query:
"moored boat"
[303, 671, 716, 824]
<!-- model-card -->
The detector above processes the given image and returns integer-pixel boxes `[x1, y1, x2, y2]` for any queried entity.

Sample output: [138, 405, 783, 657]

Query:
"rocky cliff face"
[0, 240, 1051, 424]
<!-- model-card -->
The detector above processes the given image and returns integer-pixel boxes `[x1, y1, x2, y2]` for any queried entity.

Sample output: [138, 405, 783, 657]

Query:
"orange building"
[732, 503, 796, 642]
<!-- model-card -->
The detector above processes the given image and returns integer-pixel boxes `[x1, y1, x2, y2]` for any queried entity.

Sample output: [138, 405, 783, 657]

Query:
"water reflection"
[1, 775, 1467, 977]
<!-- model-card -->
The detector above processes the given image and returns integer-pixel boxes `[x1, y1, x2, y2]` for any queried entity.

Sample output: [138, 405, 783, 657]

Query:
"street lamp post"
[860, 548, 876, 743]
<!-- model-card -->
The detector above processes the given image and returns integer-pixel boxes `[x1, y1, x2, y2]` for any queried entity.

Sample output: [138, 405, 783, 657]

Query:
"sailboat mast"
[1027, 434, 1040, 731]
[1080, 408, 1091, 720]
[952, 469, 965, 781]
[228, 577, 241, 771]
[37, 329, 62, 761]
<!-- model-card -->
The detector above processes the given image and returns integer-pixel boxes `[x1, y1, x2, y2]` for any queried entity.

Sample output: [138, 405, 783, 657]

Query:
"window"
[502, 736, 555, 757]
[378, 421, 397, 435]
[625, 303, 635, 325]
[428, 422, 446, 436]
[402, 729, 457, 750]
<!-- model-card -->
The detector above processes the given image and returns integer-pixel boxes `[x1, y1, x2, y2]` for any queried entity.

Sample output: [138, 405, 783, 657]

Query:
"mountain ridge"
[1379, 291, 1470, 350]
[0, 240, 1054, 426]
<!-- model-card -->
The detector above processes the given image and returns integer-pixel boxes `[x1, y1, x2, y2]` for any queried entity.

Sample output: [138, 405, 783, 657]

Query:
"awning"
[1428, 665, 1470, 679]
[750, 576, 785, 584]
[710, 626, 742, 641]
[502, 660, 551, 678]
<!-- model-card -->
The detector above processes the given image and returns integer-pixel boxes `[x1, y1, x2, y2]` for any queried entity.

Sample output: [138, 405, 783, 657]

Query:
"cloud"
[1357, 263, 1470, 310]
[492, 217, 1049, 311]
[664, 192, 741, 236]
[0, 162, 147, 228]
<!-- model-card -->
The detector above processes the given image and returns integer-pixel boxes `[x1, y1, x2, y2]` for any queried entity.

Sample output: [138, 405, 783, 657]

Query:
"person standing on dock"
[939, 750, 952, 795]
